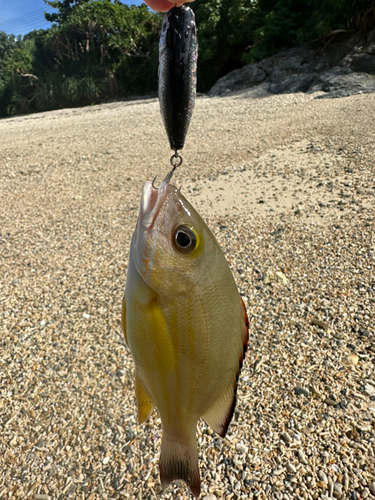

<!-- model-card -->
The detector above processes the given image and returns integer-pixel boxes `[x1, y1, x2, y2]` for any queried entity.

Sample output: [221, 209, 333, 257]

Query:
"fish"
[158, 5, 198, 151]
[122, 175, 249, 497]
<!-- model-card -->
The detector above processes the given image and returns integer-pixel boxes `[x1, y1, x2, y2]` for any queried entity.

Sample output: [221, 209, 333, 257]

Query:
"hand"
[144, 0, 195, 12]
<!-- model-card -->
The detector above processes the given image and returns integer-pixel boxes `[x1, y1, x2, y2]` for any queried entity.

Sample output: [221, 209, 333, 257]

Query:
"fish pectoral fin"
[135, 373, 154, 424]
[202, 383, 236, 438]
[160, 433, 200, 498]
[121, 298, 129, 347]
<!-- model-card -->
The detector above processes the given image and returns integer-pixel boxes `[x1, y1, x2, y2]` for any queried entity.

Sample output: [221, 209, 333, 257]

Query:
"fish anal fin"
[159, 434, 200, 498]
[204, 298, 249, 438]
[241, 297, 249, 358]
[121, 298, 128, 347]
[202, 384, 236, 438]
[135, 373, 154, 424]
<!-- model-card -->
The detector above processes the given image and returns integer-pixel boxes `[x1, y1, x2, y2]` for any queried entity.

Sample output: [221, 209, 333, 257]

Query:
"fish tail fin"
[159, 434, 200, 498]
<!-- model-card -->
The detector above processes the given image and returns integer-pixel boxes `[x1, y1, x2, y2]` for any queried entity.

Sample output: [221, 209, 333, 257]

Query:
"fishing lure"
[158, 5, 198, 152]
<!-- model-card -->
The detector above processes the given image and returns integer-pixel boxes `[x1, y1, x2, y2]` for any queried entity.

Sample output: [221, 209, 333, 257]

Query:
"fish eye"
[173, 225, 199, 254]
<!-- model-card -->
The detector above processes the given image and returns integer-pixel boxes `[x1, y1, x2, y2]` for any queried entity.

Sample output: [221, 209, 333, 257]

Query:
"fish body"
[122, 179, 248, 497]
[158, 6, 198, 151]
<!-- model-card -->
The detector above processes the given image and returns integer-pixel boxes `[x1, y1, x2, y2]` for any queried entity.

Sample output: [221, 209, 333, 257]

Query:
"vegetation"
[0, 0, 374, 116]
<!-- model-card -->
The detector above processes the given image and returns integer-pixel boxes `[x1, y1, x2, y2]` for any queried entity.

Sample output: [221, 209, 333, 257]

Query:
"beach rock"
[209, 28, 375, 98]
[313, 69, 375, 98]
[209, 65, 267, 96]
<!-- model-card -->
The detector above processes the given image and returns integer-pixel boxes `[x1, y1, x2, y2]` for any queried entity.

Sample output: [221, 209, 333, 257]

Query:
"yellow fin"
[135, 373, 154, 424]
[121, 298, 128, 347]
[202, 383, 236, 438]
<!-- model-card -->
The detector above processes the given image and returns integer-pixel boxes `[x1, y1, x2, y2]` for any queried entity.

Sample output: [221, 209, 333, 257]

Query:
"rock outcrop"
[209, 29, 375, 98]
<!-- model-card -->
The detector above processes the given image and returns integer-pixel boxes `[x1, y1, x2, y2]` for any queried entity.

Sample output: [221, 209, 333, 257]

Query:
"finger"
[144, 0, 175, 12]
[144, 0, 195, 12]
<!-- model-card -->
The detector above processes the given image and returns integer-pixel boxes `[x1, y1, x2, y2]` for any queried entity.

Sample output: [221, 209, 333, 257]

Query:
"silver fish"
[158, 5, 198, 151]
[122, 176, 249, 497]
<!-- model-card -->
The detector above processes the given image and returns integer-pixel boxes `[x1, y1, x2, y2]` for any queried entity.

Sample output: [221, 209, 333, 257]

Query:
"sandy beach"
[0, 88, 374, 500]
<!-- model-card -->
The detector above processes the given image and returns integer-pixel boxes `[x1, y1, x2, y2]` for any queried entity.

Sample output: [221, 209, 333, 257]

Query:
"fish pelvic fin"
[135, 373, 154, 424]
[159, 434, 200, 498]
[203, 298, 249, 438]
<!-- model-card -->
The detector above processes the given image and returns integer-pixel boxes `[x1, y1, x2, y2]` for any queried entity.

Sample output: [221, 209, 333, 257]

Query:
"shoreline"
[0, 91, 374, 500]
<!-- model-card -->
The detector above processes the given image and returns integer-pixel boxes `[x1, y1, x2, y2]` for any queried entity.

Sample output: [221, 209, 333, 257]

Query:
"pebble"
[274, 467, 286, 476]
[281, 432, 293, 445]
[361, 488, 370, 499]
[334, 483, 343, 495]
[318, 471, 328, 483]
[1, 90, 375, 500]
[294, 387, 310, 396]
[324, 398, 339, 406]
[364, 384, 375, 396]
[235, 443, 248, 454]
[286, 463, 297, 474]
[297, 449, 308, 465]
[369, 483, 375, 495]
[347, 354, 359, 366]
[344, 473, 350, 489]
[263, 270, 288, 285]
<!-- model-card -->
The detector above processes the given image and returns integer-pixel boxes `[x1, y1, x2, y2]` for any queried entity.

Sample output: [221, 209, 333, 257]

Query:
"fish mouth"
[139, 180, 170, 230]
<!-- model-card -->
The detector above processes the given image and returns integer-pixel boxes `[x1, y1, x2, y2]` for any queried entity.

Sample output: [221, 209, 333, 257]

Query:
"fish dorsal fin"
[135, 373, 154, 424]
[202, 383, 236, 438]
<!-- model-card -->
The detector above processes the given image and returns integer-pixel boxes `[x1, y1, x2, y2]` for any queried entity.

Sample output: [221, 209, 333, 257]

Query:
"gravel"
[0, 89, 374, 499]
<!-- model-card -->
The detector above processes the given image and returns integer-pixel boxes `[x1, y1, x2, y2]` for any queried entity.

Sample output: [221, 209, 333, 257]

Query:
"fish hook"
[152, 175, 159, 188]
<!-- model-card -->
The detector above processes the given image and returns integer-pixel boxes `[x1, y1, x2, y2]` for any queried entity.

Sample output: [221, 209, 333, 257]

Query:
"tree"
[42, 0, 161, 101]
[0, 32, 38, 116]
[44, 0, 91, 24]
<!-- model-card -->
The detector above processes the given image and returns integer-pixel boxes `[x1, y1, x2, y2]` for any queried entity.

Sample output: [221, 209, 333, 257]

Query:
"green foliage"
[44, 0, 91, 24]
[0, 1, 162, 116]
[0, 0, 374, 117]
[192, 0, 375, 90]
[0, 32, 38, 116]
[43, 1, 161, 98]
